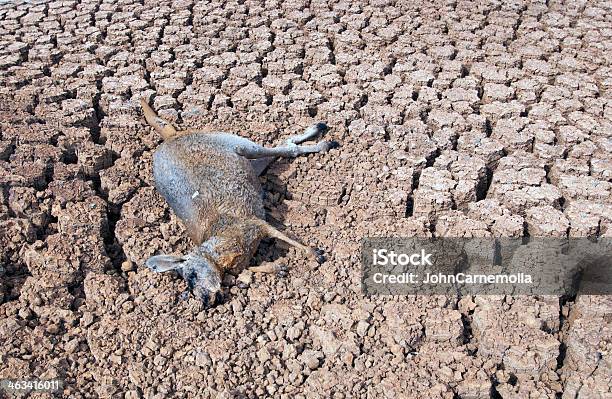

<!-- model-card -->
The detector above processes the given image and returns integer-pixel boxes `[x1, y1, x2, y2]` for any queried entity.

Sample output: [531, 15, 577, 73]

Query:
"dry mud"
[0, 0, 611, 397]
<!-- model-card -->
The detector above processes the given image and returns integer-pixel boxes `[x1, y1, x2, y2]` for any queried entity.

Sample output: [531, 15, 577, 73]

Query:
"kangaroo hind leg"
[249, 123, 330, 174]
[286, 122, 328, 145]
[250, 157, 276, 175]
[239, 139, 338, 159]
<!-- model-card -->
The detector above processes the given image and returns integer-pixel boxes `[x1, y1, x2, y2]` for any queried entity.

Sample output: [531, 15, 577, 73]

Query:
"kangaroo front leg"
[250, 261, 288, 276]
[253, 220, 325, 263]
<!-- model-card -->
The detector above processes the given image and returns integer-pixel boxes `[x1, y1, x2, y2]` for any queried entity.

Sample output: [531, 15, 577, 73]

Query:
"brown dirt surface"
[1, 0, 611, 398]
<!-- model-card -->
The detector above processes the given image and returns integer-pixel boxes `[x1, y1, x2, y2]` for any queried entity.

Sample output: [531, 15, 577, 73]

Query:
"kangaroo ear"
[145, 255, 185, 273]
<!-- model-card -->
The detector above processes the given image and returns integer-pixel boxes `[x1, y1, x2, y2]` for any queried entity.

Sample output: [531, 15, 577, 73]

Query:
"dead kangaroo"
[141, 99, 337, 306]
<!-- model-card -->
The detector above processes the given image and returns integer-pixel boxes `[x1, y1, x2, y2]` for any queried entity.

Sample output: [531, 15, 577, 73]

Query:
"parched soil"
[0, 0, 611, 397]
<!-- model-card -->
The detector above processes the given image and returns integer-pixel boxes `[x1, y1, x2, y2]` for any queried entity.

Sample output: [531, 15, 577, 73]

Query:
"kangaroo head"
[145, 250, 223, 306]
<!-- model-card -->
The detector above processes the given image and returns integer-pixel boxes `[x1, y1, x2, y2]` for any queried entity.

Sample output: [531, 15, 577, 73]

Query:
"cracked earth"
[0, 0, 611, 397]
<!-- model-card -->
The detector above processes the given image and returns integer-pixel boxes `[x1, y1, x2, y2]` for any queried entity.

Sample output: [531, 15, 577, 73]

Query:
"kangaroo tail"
[140, 98, 178, 140]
